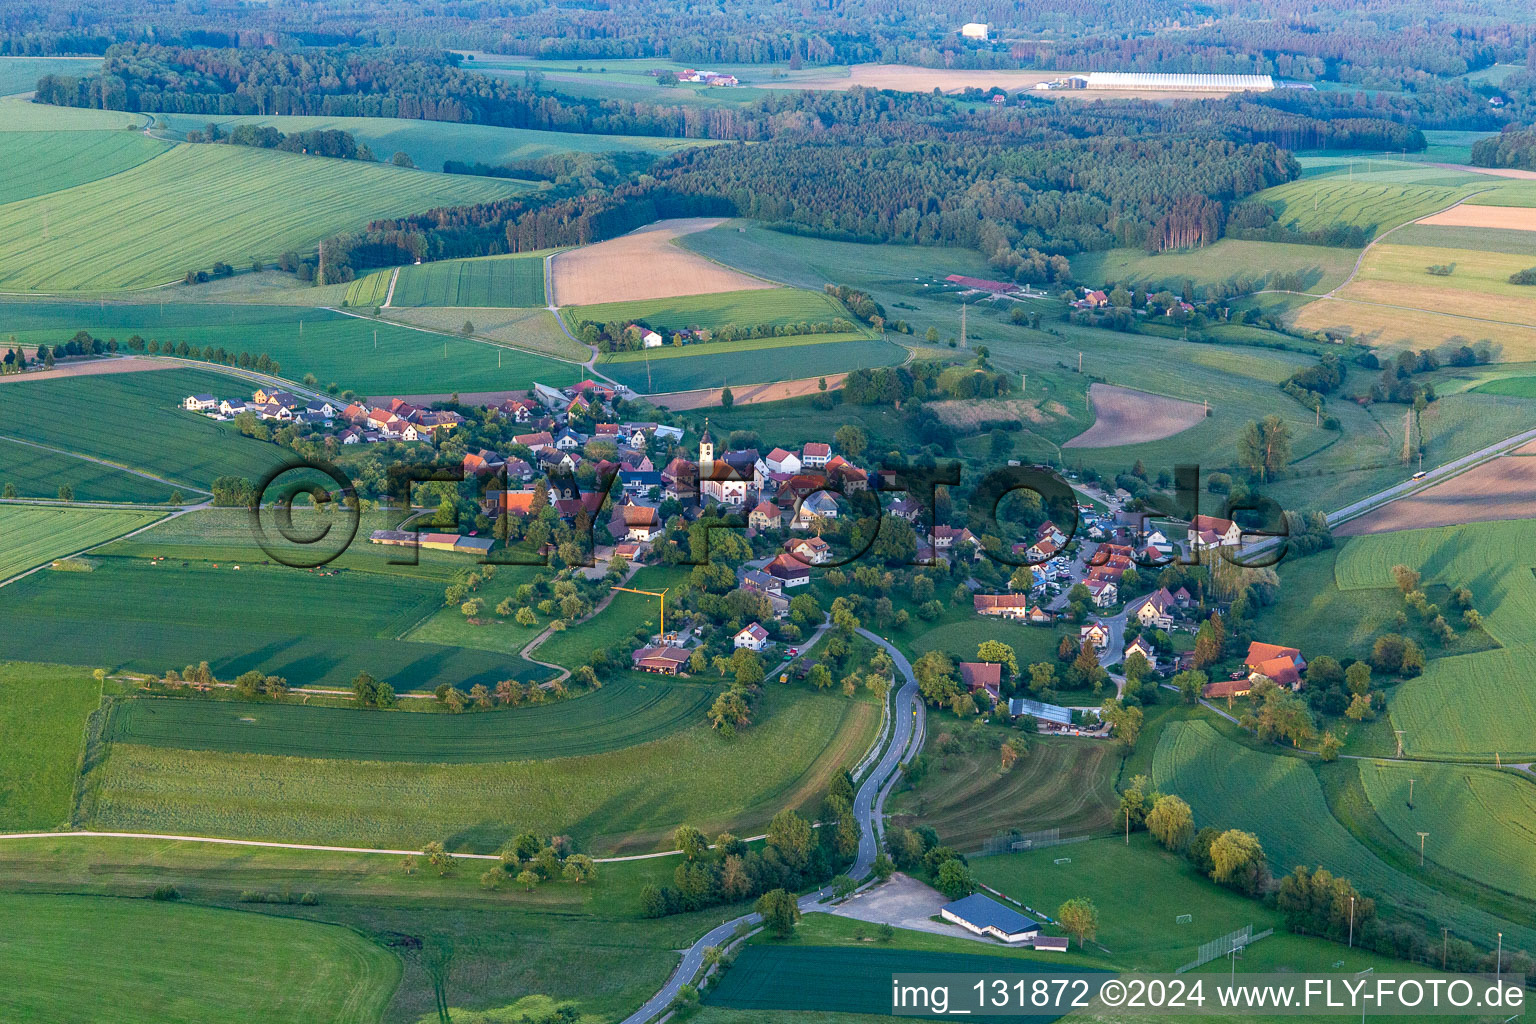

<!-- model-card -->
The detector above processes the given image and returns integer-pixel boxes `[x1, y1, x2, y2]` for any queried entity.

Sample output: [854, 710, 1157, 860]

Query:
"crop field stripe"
[0, 506, 166, 581]
[0, 144, 530, 291]
[601, 337, 905, 394]
[388, 254, 547, 307]
[597, 331, 871, 363]
[105, 679, 715, 763]
[568, 287, 858, 332]
[0, 130, 172, 206]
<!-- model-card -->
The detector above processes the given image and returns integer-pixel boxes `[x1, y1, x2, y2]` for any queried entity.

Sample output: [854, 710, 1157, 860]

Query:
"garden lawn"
[82, 684, 881, 853]
[0, 505, 164, 579]
[0, 130, 170, 205]
[0, 142, 529, 290]
[0, 892, 398, 1024]
[0, 662, 101, 830]
[0, 302, 580, 395]
[1151, 719, 1536, 949]
[105, 677, 714, 762]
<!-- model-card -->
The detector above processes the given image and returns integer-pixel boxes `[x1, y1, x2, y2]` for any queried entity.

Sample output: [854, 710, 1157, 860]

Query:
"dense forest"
[1471, 128, 1536, 170]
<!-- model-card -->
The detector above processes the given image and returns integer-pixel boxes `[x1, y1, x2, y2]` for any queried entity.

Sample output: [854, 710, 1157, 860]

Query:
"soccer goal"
[1176, 914, 1193, 924]
[1053, 857, 1072, 865]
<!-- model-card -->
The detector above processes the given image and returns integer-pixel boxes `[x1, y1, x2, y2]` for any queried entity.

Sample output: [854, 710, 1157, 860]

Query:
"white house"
[734, 622, 769, 651]
[1188, 514, 1242, 550]
[801, 442, 831, 469]
[765, 447, 802, 475]
[1132, 588, 1176, 630]
[642, 329, 663, 348]
[960, 22, 989, 40]
[182, 394, 217, 411]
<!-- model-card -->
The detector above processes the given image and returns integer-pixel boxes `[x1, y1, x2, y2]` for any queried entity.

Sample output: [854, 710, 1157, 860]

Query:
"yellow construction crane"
[610, 586, 670, 636]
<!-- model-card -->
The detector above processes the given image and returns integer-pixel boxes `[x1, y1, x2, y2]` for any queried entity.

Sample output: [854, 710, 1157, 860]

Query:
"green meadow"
[0, 438, 176, 503]
[0, 505, 165, 580]
[0, 143, 529, 290]
[0, 302, 581, 395]
[0, 130, 170, 205]
[602, 336, 905, 393]
[0, 55, 102, 96]
[359, 252, 549, 307]
[569, 287, 851, 332]
[0, 892, 398, 1024]
[0, 662, 102, 830]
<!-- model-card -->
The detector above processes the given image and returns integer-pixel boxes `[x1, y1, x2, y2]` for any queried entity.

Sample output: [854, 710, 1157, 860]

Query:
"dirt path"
[382, 267, 400, 308]
[1321, 188, 1496, 301]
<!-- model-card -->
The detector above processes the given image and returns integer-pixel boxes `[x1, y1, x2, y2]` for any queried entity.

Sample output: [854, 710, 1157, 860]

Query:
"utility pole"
[1416, 831, 1429, 867]
[960, 302, 967, 348]
[1349, 895, 1355, 948]
[1497, 933, 1503, 978]
[1407, 777, 1416, 807]
[1442, 928, 1449, 969]
[1077, 351, 1083, 373]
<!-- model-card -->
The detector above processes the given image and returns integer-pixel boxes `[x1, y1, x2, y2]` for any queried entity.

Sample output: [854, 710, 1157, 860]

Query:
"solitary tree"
[756, 888, 800, 937]
[1057, 897, 1099, 948]
[1146, 794, 1195, 851]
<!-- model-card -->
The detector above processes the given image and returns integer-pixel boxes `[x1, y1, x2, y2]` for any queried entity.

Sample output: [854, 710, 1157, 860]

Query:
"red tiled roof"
[1245, 641, 1301, 667]
[958, 662, 1002, 691]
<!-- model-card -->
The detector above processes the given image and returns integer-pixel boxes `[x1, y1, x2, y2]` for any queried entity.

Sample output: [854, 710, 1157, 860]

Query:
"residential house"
[826, 457, 868, 492]
[973, 594, 1030, 620]
[791, 491, 839, 530]
[1037, 521, 1067, 547]
[767, 553, 811, 588]
[933, 525, 980, 559]
[742, 569, 781, 595]
[786, 536, 831, 565]
[1026, 605, 1054, 625]
[1131, 588, 1176, 630]
[958, 662, 1001, 705]
[632, 646, 690, 675]
[734, 622, 769, 651]
[463, 449, 505, 476]
[515, 431, 555, 452]
[1203, 677, 1251, 701]
[182, 394, 217, 411]
[748, 500, 782, 532]
[1027, 536, 1061, 561]
[801, 442, 831, 469]
[218, 399, 251, 417]
[1085, 578, 1118, 607]
[554, 428, 584, 452]
[1125, 634, 1158, 666]
[1080, 622, 1111, 649]
[1245, 641, 1305, 689]
[614, 502, 663, 542]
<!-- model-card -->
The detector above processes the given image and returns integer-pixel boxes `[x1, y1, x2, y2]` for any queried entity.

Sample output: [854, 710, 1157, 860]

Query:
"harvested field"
[381, 305, 587, 361]
[1336, 443, 1536, 535]
[549, 218, 773, 305]
[929, 397, 1071, 430]
[1063, 383, 1206, 448]
[1416, 203, 1536, 231]
[649, 374, 850, 410]
[1290, 297, 1536, 360]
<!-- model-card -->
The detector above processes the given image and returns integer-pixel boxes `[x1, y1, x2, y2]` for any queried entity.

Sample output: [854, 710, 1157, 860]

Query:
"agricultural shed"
[1007, 697, 1073, 726]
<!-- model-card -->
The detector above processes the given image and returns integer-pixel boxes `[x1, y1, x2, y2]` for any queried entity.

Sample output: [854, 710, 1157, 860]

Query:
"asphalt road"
[617, 629, 923, 1024]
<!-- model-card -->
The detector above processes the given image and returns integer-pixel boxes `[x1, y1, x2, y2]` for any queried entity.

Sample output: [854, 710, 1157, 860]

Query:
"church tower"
[699, 418, 714, 464]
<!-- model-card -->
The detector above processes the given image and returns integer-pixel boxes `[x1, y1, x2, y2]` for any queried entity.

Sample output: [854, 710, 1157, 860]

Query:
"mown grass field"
[349, 253, 548, 307]
[106, 678, 714, 762]
[0, 368, 290, 490]
[1249, 179, 1476, 237]
[598, 330, 870, 364]
[569, 287, 852, 332]
[0, 555, 535, 690]
[1472, 375, 1536, 397]
[0, 505, 164, 580]
[0, 143, 528, 290]
[0, 438, 175, 503]
[1151, 719, 1536, 948]
[0, 130, 170, 205]
[1389, 223, 1536, 258]
[0, 836, 746, 1024]
[1072, 240, 1360, 295]
[0, 892, 399, 1024]
[0, 302, 580, 394]
[1333, 522, 1536, 758]
[1358, 759, 1536, 899]
[1335, 242, 1536, 330]
[0, 662, 101, 830]
[83, 683, 880, 853]
[602, 336, 905, 394]
[888, 729, 1120, 851]
[382, 304, 586, 360]
[152, 110, 705, 169]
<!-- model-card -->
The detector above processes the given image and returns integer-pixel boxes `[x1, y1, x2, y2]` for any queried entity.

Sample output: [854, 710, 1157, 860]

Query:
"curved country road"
[617, 629, 925, 1024]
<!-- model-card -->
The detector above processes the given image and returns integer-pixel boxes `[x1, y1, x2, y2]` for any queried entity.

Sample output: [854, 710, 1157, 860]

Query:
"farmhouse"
[1203, 677, 1252, 700]
[767, 553, 811, 587]
[958, 662, 1001, 704]
[614, 502, 663, 542]
[801, 442, 831, 469]
[749, 500, 782, 532]
[1188, 514, 1242, 550]
[1130, 588, 1176, 629]
[974, 593, 1030, 619]
[632, 645, 690, 675]
[1245, 641, 1306, 689]
[940, 893, 1041, 944]
[734, 622, 769, 651]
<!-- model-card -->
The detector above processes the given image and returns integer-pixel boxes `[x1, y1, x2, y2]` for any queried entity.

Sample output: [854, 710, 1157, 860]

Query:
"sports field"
[106, 677, 714, 762]
[355, 253, 548, 307]
[0, 143, 528, 290]
[83, 684, 880, 853]
[601, 337, 904, 394]
[0, 302, 580, 396]
[0, 662, 102, 830]
[888, 732, 1120, 851]
[1152, 719, 1536, 948]
[1333, 522, 1536, 758]
[0, 892, 398, 1024]
[0, 130, 171, 205]
[0, 505, 165, 580]
[1358, 759, 1536, 899]
[0, 368, 290, 490]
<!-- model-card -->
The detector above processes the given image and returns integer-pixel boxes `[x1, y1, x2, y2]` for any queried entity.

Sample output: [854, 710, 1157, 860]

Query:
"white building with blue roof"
[940, 893, 1041, 943]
